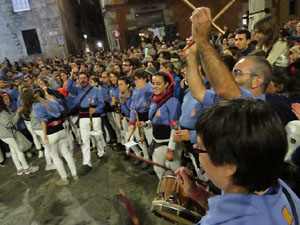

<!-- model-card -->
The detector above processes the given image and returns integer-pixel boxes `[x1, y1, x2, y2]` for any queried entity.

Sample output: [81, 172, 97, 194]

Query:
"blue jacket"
[120, 98, 132, 117]
[149, 97, 181, 128]
[66, 78, 105, 115]
[101, 84, 110, 102]
[179, 90, 204, 144]
[108, 85, 119, 107]
[129, 82, 153, 124]
[198, 179, 300, 225]
[34, 99, 64, 122]
[171, 73, 182, 101]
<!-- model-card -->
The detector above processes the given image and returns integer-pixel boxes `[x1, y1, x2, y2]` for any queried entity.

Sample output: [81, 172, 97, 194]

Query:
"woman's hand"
[44, 135, 49, 145]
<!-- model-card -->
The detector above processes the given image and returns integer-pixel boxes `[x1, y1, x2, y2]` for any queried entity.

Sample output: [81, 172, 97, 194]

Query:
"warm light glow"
[97, 41, 103, 48]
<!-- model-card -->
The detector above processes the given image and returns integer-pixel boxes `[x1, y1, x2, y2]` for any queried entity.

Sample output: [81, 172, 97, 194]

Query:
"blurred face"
[110, 73, 118, 85]
[37, 79, 46, 88]
[297, 23, 300, 35]
[101, 72, 110, 85]
[13, 79, 21, 87]
[122, 61, 131, 73]
[54, 74, 61, 82]
[134, 77, 147, 90]
[232, 59, 255, 90]
[0, 80, 6, 89]
[90, 79, 99, 87]
[235, 33, 249, 50]
[152, 75, 168, 95]
[197, 136, 235, 191]
[79, 74, 89, 88]
[254, 30, 267, 44]
[113, 65, 121, 74]
[60, 72, 68, 81]
[118, 80, 129, 93]
[160, 66, 170, 73]
[3, 95, 10, 106]
[178, 49, 186, 59]
[228, 37, 235, 46]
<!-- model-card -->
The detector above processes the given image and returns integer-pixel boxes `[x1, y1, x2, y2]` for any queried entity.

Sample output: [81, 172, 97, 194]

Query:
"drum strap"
[282, 186, 299, 225]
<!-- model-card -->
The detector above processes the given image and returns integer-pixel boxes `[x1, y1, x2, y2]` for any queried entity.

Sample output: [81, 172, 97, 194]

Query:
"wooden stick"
[212, 0, 236, 23]
[127, 152, 209, 187]
[120, 189, 140, 225]
[181, 0, 225, 34]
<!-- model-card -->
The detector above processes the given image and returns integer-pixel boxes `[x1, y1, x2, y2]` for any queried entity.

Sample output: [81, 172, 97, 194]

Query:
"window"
[22, 29, 42, 55]
[12, 0, 30, 12]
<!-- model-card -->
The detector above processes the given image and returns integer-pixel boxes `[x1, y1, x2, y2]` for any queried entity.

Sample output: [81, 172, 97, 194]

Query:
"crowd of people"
[1, 6, 300, 224]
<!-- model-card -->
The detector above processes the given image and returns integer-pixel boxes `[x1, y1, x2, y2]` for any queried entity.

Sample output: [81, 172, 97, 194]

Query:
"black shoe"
[133, 159, 142, 166]
[123, 153, 130, 160]
[148, 170, 156, 175]
[78, 165, 92, 176]
[141, 162, 149, 170]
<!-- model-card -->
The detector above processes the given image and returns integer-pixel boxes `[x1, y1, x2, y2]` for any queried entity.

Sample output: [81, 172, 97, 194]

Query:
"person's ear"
[252, 76, 264, 89]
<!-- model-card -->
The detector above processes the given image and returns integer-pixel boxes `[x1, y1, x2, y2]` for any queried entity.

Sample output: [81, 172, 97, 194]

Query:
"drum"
[151, 175, 206, 224]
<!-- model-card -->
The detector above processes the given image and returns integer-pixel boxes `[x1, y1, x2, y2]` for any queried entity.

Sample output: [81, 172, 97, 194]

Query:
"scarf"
[151, 72, 175, 108]
[119, 88, 133, 105]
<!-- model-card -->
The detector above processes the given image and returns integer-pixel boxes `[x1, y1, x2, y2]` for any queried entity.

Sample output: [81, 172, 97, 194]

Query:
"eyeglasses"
[232, 69, 257, 77]
[193, 144, 208, 155]
[123, 64, 130, 67]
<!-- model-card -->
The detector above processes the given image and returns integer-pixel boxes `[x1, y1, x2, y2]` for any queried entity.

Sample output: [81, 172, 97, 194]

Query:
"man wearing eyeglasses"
[122, 58, 134, 78]
[176, 98, 300, 225]
[186, 7, 272, 110]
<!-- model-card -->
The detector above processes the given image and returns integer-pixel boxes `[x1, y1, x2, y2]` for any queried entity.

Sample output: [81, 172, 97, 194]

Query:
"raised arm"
[190, 7, 241, 99]
[186, 38, 206, 103]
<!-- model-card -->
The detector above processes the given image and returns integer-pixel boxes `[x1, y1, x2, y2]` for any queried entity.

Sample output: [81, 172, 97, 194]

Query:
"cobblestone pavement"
[0, 147, 173, 225]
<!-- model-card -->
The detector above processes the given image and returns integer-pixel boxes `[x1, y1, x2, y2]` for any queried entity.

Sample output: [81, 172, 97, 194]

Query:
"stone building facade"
[0, 0, 66, 62]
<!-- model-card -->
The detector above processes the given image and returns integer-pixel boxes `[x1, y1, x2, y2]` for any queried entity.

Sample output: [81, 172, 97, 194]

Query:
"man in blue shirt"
[67, 72, 105, 176]
[176, 98, 300, 225]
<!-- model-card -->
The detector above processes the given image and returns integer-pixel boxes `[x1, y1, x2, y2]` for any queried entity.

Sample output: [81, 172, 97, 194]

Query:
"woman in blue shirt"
[33, 88, 77, 186]
[141, 72, 182, 179]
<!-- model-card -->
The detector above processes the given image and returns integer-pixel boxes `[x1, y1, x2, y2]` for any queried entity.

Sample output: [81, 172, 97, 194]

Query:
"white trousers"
[35, 130, 53, 167]
[24, 120, 42, 150]
[47, 129, 77, 179]
[79, 117, 106, 167]
[152, 144, 182, 180]
[129, 126, 153, 159]
[2, 137, 29, 170]
[107, 112, 121, 143]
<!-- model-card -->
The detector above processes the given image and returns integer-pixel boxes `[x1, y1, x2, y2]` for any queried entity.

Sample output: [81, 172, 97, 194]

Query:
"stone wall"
[0, 0, 65, 62]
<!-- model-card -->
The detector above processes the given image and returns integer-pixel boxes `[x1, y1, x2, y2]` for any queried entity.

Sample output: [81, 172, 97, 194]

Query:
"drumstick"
[120, 189, 140, 225]
[212, 0, 236, 23]
[181, 0, 225, 34]
[127, 152, 209, 187]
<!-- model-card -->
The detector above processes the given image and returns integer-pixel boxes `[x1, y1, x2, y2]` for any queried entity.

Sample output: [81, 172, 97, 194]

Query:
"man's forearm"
[186, 54, 206, 103]
[197, 40, 241, 99]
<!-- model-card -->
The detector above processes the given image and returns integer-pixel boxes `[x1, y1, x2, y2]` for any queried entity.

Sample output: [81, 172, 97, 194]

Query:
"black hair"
[0, 95, 8, 113]
[133, 68, 148, 81]
[153, 71, 171, 85]
[91, 77, 100, 86]
[118, 76, 131, 86]
[159, 50, 171, 60]
[196, 98, 287, 192]
[78, 72, 89, 78]
[220, 55, 236, 71]
[225, 46, 243, 60]
[162, 61, 176, 74]
[236, 29, 251, 40]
